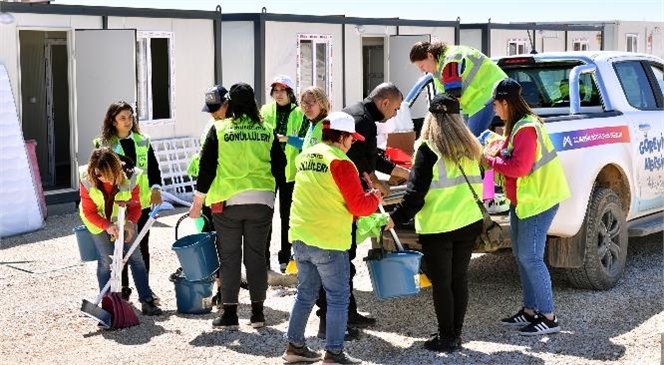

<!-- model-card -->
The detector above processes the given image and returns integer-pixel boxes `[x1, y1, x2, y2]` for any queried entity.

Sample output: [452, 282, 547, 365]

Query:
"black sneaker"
[279, 263, 288, 274]
[250, 301, 265, 328]
[500, 308, 536, 327]
[141, 298, 163, 316]
[212, 312, 240, 330]
[282, 342, 321, 363]
[323, 350, 361, 364]
[121, 287, 132, 301]
[423, 333, 461, 353]
[519, 313, 560, 336]
[317, 324, 360, 341]
[347, 312, 376, 328]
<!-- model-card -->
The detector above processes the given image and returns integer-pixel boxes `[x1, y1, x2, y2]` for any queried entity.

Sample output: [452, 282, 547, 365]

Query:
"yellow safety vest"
[414, 140, 484, 234]
[78, 166, 140, 234]
[260, 102, 306, 182]
[205, 116, 276, 205]
[302, 121, 324, 151]
[505, 115, 571, 219]
[289, 143, 356, 251]
[433, 45, 508, 116]
[94, 133, 152, 208]
[187, 118, 216, 177]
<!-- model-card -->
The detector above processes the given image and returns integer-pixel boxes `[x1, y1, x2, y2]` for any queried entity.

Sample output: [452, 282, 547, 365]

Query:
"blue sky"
[56, 0, 664, 23]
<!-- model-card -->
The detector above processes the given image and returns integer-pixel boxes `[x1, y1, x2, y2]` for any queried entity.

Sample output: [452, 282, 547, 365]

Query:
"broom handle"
[91, 204, 162, 305]
[361, 172, 404, 252]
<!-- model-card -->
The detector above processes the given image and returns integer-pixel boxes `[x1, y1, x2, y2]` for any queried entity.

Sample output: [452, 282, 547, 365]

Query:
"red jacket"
[486, 127, 537, 206]
[80, 181, 141, 231]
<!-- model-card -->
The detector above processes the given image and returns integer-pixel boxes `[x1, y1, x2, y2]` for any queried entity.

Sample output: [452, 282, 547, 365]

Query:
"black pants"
[122, 208, 151, 288]
[265, 179, 295, 266]
[419, 220, 482, 339]
[316, 222, 359, 317]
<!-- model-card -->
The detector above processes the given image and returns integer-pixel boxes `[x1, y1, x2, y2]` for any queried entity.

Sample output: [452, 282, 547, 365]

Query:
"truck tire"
[566, 187, 628, 290]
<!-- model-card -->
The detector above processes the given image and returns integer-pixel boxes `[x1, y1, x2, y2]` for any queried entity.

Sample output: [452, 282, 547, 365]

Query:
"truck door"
[614, 60, 664, 215]
[73, 29, 137, 171]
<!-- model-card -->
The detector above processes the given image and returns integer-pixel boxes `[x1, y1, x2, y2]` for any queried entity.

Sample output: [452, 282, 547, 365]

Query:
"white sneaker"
[484, 193, 510, 214]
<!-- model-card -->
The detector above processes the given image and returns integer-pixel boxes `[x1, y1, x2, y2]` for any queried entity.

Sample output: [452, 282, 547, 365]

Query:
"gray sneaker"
[323, 350, 361, 364]
[282, 342, 321, 363]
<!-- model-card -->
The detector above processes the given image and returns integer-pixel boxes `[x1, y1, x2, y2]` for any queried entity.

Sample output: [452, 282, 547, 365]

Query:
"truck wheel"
[566, 187, 628, 290]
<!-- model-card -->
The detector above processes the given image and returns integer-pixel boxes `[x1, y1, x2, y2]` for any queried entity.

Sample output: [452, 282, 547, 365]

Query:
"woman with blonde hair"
[285, 85, 331, 151]
[389, 93, 483, 352]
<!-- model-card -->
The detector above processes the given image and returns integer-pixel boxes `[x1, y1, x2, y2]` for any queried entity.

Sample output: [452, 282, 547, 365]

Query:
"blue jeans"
[286, 240, 350, 352]
[466, 101, 496, 136]
[92, 231, 152, 301]
[509, 204, 559, 314]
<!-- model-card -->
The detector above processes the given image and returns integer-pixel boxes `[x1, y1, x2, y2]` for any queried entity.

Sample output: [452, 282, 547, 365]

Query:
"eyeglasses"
[301, 99, 318, 108]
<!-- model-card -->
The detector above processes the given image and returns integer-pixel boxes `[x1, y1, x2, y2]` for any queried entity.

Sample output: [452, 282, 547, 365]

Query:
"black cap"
[493, 78, 522, 101]
[429, 93, 460, 114]
[228, 83, 256, 105]
[202, 85, 228, 113]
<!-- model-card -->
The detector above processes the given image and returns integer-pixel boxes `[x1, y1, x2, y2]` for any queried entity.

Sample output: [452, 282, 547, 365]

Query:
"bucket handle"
[175, 213, 212, 240]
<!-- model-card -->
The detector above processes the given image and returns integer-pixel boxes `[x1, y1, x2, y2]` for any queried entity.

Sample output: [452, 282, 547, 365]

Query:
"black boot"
[250, 301, 265, 328]
[212, 304, 239, 329]
[141, 297, 163, 316]
[121, 287, 132, 301]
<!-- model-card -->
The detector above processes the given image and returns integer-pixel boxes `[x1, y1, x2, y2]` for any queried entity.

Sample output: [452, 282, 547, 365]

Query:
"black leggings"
[122, 208, 151, 288]
[419, 220, 481, 339]
[265, 180, 295, 265]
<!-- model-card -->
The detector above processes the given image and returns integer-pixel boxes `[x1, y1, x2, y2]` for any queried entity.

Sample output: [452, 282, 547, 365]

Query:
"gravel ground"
[0, 206, 662, 365]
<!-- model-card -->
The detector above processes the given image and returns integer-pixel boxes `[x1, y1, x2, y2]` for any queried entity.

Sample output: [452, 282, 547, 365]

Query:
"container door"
[388, 35, 430, 120]
[73, 29, 136, 170]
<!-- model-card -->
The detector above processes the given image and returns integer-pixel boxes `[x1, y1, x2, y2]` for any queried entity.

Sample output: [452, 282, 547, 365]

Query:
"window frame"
[506, 39, 528, 56]
[296, 33, 333, 102]
[136, 30, 176, 126]
[626, 33, 639, 53]
[572, 38, 589, 51]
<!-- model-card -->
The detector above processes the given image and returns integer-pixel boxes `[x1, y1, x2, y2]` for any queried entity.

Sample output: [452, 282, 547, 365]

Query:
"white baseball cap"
[323, 112, 365, 141]
[270, 75, 294, 90]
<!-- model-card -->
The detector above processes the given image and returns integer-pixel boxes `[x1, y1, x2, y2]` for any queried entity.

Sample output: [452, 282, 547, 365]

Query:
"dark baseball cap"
[493, 78, 522, 101]
[228, 82, 256, 105]
[202, 85, 228, 113]
[428, 93, 460, 114]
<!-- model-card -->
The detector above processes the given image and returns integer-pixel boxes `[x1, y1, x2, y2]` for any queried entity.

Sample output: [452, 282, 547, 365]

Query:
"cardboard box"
[386, 131, 416, 156]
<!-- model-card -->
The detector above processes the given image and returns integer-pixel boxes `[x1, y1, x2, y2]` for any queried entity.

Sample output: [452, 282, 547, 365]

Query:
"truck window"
[614, 61, 658, 110]
[649, 63, 664, 95]
[503, 65, 601, 108]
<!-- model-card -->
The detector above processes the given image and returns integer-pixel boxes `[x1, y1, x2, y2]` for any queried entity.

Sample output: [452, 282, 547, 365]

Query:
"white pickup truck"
[387, 51, 664, 290]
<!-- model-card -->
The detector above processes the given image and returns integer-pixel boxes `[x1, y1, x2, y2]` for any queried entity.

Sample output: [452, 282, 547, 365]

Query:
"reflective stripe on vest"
[289, 143, 356, 251]
[78, 166, 140, 234]
[506, 115, 571, 219]
[414, 140, 483, 234]
[94, 133, 152, 208]
[260, 102, 306, 182]
[205, 116, 276, 205]
[435, 45, 508, 116]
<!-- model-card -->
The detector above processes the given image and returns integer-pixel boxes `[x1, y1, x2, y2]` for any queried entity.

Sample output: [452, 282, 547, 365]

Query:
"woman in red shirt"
[79, 147, 161, 315]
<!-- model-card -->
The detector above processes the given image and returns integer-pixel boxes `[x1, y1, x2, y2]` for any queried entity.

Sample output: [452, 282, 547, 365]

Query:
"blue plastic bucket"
[171, 232, 219, 281]
[366, 250, 423, 300]
[73, 225, 97, 262]
[172, 271, 215, 314]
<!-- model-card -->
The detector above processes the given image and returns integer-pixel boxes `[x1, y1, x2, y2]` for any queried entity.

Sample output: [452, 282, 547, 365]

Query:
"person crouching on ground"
[282, 112, 386, 365]
[79, 147, 162, 316]
[389, 94, 483, 352]
[189, 83, 286, 329]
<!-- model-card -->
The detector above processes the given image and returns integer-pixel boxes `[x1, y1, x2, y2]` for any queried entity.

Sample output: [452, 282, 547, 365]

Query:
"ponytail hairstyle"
[409, 41, 447, 62]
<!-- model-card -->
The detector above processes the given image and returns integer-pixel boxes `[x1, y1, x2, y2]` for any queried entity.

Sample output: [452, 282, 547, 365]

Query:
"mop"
[80, 204, 162, 328]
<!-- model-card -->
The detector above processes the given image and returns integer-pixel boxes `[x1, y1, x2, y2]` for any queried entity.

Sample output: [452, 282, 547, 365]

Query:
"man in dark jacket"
[315, 83, 404, 337]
